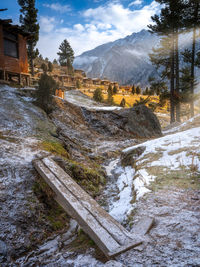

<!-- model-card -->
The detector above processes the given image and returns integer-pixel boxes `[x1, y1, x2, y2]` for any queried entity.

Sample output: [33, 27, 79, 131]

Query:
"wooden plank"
[33, 160, 121, 255]
[131, 217, 154, 236]
[42, 157, 142, 247]
[33, 157, 143, 258]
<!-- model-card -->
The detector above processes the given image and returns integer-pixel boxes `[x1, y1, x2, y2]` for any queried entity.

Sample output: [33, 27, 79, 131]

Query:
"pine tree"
[35, 73, 57, 113]
[93, 88, 103, 102]
[107, 84, 114, 104]
[136, 86, 141, 95]
[107, 84, 113, 96]
[182, 0, 200, 117]
[120, 98, 126, 107]
[57, 39, 74, 66]
[76, 80, 81, 89]
[143, 87, 149, 95]
[67, 58, 74, 75]
[18, 0, 39, 76]
[48, 61, 53, 72]
[132, 85, 136, 94]
[113, 85, 118, 94]
[41, 63, 47, 73]
[53, 59, 58, 65]
[148, 0, 185, 123]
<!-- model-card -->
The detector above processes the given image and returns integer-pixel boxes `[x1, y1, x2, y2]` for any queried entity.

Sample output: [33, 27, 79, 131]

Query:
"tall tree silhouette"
[18, 0, 39, 76]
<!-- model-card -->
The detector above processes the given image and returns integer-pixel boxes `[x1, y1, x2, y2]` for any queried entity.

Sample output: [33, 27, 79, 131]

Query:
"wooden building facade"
[0, 19, 30, 85]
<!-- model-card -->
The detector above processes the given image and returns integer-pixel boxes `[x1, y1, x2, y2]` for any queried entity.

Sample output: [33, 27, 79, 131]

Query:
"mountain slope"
[74, 30, 160, 86]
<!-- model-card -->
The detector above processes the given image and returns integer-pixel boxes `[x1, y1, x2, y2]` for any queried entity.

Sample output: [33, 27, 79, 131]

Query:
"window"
[3, 30, 19, 58]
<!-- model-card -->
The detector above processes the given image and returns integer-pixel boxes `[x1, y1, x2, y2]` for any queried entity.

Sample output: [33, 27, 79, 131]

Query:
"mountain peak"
[74, 29, 159, 86]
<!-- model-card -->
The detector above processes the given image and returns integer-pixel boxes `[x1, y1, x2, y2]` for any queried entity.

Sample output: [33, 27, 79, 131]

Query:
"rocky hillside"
[74, 30, 160, 86]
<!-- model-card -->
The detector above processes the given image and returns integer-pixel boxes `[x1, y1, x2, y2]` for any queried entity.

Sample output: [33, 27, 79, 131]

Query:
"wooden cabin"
[0, 19, 30, 85]
[101, 80, 110, 86]
[92, 78, 101, 85]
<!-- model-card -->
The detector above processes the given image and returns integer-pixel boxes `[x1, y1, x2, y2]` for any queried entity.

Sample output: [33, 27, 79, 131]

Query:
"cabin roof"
[0, 19, 31, 37]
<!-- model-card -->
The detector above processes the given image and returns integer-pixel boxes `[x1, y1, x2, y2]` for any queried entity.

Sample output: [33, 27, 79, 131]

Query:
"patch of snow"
[65, 249, 104, 267]
[133, 169, 155, 200]
[108, 165, 135, 223]
[105, 126, 200, 223]
[64, 90, 121, 111]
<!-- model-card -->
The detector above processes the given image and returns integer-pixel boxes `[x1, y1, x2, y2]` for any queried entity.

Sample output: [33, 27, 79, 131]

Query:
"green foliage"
[143, 87, 149, 95]
[149, 77, 168, 96]
[53, 59, 58, 65]
[120, 98, 126, 107]
[33, 177, 69, 232]
[67, 58, 74, 75]
[41, 140, 70, 158]
[76, 80, 81, 89]
[93, 88, 103, 102]
[159, 89, 170, 107]
[136, 86, 141, 95]
[113, 85, 118, 94]
[35, 73, 57, 113]
[65, 160, 106, 197]
[18, 0, 39, 75]
[57, 39, 74, 66]
[107, 94, 114, 105]
[41, 63, 47, 73]
[132, 85, 136, 94]
[107, 84, 113, 96]
[48, 61, 53, 72]
[133, 96, 151, 107]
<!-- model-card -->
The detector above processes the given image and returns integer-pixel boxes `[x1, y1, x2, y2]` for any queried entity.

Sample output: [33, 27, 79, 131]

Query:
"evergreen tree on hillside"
[48, 61, 53, 72]
[35, 73, 57, 113]
[67, 58, 74, 75]
[136, 86, 141, 95]
[57, 39, 74, 67]
[18, 0, 39, 76]
[148, 0, 185, 123]
[132, 85, 136, 94]
[41, 63, 47, 73]
[93, 88, 103, 102]
[120, 98, 126, 107]
[107, 84, 113, 96]
[182, 0, 200, 117]
[113, 85, 118, 94]
[143, 87, 149, 95]
[107, 84, 114, 104]
[53, 59, 58, 65]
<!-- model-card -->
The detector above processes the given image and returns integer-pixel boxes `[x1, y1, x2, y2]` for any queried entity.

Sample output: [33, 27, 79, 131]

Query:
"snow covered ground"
[105, 121, 200, 223]
[64, 89, 121, 111]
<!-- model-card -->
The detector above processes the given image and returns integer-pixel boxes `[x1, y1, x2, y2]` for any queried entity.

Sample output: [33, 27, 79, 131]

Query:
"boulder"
[118, 105, 162, 138]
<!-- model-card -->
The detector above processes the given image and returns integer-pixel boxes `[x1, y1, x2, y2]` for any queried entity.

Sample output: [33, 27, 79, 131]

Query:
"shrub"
[93, 88, 103, 102]
[35, 73, 57, 113]
[120, 98, 126, 107]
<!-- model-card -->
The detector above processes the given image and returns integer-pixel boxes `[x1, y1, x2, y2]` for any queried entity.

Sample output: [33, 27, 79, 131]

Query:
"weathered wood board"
[33, 157, 143, 258]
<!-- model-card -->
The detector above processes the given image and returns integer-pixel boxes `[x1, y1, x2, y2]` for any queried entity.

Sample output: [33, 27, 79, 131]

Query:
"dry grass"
[80, 89, 169, 112]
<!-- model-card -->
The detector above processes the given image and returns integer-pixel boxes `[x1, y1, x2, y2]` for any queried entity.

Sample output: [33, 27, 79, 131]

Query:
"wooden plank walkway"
[33, 157, 143, 258]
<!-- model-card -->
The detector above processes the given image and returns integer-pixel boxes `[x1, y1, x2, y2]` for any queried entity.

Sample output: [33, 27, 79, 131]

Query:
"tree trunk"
[30, 42, 34, 77]
[190, 27, 196, 118]
[175, 30, 180, 122]
[170, 32, 175, 124]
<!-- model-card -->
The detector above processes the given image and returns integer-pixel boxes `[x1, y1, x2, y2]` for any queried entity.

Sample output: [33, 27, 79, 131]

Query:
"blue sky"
[1, 0, 161, 60]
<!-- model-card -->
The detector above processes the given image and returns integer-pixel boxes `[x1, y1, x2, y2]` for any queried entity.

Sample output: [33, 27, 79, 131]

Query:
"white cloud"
[128, 0, 143, 7]
[39, 16, 56, 33]
[43, 3, 71, 13]
[37, 1, 161, 60]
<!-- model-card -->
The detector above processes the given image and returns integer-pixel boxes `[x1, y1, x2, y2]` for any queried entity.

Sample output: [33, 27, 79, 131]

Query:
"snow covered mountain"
[74, 30, 160, 86]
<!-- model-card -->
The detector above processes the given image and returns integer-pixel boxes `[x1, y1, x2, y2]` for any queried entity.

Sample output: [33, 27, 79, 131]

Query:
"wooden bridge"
[33, 157, 151, 258]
